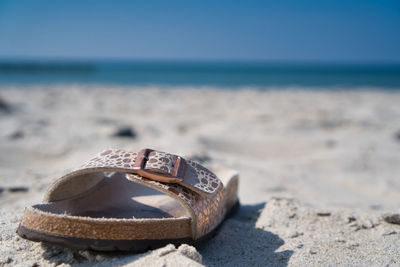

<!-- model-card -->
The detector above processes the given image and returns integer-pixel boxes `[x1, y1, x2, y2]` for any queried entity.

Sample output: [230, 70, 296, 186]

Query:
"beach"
[1, 85, 400, 266]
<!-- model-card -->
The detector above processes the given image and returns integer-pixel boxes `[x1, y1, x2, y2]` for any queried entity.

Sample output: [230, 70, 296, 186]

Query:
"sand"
[0, 85, 399, 266]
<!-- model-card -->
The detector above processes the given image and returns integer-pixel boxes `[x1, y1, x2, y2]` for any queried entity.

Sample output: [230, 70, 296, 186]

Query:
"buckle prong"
[133, 148, 152, 170]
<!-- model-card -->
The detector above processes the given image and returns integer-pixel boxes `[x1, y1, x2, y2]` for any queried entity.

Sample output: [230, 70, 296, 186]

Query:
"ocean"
[0, 61, 399, 89]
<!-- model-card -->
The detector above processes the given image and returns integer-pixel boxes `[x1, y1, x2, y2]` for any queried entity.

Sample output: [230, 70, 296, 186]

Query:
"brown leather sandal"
[17, 148, 239, 252]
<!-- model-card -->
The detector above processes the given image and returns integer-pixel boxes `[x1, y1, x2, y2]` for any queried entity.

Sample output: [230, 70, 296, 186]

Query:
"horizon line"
[0, 56, 400, 67]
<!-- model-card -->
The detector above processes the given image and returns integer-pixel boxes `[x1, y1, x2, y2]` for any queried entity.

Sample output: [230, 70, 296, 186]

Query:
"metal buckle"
[173, 156, 184, 177]
[133, 148, 184, 183]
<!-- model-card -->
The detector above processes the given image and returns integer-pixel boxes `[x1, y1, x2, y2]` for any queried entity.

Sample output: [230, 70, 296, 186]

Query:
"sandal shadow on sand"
[17, 148, 239, 252]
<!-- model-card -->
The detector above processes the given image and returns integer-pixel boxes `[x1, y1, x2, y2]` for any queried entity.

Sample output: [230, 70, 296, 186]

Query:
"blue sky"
[0, 0, 399, 63]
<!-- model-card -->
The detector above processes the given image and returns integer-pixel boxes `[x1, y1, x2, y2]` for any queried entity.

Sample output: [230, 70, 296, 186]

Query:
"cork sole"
[17, 201, 239, 252]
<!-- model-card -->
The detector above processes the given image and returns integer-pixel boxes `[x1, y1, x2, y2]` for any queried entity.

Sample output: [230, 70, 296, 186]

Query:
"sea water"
[0, 61, 399, 89]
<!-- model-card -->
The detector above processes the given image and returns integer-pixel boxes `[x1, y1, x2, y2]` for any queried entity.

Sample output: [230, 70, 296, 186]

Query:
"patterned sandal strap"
[80, 148, 222, 195]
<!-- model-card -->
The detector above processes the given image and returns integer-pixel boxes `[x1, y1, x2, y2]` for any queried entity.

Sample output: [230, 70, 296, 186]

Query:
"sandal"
[17, 148, 239, 251]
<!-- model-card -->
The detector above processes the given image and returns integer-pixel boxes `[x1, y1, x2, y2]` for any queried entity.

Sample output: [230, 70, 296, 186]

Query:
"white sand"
[0, 85, 400, 266]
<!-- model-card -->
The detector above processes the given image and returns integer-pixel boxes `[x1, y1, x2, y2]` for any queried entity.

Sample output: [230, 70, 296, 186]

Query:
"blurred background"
[0, 0, 399, 88]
